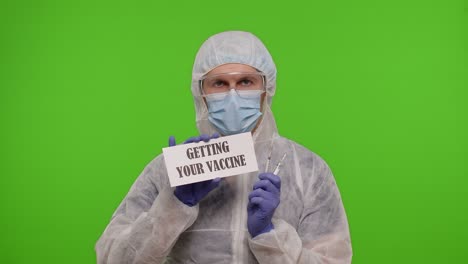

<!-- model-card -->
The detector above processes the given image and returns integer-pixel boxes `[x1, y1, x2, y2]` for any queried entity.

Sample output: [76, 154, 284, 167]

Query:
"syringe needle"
[273, 153, 287, 175]
[265, 141, 274, 172]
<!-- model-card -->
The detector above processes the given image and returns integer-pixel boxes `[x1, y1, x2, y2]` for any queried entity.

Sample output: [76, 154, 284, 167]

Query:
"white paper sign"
[163, 132, 258, 187]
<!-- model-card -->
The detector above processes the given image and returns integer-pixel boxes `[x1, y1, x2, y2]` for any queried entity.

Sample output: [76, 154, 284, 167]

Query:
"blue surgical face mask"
[205, 89, 263, 136]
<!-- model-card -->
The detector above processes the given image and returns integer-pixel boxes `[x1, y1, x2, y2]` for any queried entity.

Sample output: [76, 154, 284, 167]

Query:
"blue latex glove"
[170, 133, 222, 207]
[247, 172, 281, 238]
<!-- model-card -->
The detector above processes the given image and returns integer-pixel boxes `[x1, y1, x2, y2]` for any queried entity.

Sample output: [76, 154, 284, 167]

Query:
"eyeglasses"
[199, 72, 266, 96]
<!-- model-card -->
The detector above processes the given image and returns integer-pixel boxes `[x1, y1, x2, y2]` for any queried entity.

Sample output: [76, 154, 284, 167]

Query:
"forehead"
[206, 63, 258, 76]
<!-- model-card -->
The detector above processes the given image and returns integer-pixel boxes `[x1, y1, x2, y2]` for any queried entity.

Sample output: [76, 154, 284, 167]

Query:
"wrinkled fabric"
[96, 31, 352, 263]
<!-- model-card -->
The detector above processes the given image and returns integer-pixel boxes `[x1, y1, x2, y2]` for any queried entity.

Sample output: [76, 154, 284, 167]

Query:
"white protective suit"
[95, 31, 353, 264]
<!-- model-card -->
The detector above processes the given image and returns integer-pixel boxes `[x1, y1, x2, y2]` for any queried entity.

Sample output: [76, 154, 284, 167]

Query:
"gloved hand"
[247, 173, 281, 238]
[170, 133, 222, 207]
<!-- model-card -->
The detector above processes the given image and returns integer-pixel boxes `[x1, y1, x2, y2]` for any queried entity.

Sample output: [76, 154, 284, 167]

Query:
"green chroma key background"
[1, 0, 466, 263]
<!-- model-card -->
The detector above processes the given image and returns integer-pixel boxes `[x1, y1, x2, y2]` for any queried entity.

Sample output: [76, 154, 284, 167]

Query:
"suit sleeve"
[248, 145, 352, 264]
[95, 156, 199, 264]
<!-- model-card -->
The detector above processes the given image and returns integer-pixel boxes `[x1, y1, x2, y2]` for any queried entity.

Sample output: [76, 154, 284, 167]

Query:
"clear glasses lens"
[200, 72, 265, 96]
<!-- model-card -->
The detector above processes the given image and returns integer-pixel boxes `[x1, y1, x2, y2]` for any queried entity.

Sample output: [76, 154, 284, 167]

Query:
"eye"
[212, 80, 227, 88]
[239, 78, 253, 86]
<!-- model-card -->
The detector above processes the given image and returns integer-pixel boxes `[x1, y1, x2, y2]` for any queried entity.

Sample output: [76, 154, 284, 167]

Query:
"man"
[96, 31, 352, 263]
